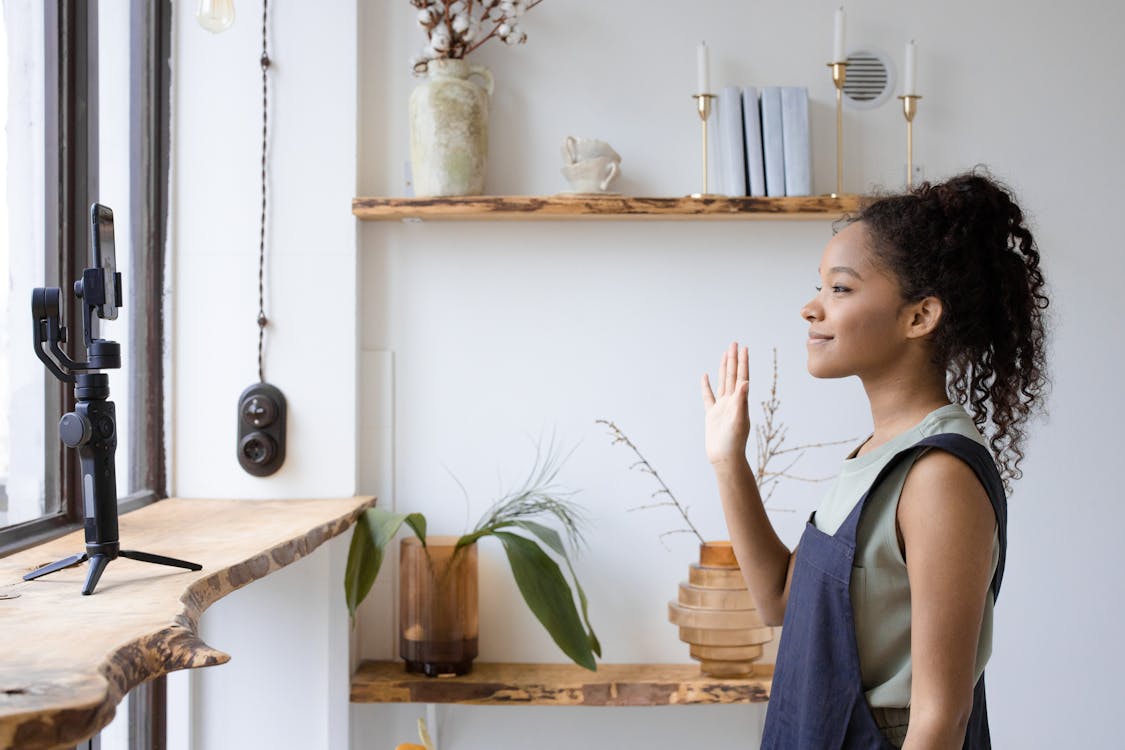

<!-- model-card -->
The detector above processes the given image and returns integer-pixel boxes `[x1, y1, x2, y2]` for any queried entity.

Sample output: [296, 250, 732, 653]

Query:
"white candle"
[697, 41, 710, 93]
[833, 7, 846, 63]
[904, 40, 917, 95]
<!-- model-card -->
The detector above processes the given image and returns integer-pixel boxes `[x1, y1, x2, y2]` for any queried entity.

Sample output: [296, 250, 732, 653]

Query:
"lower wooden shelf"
[351, 660, 772, 706]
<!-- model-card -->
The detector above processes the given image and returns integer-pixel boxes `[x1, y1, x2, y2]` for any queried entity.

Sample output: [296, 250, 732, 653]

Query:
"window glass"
[99, 0, 133, 495]
[1, 2, 50, 527]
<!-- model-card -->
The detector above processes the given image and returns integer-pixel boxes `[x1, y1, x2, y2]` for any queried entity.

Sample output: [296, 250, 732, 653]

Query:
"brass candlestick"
[690, 93, 716, 198]
[827, 61, 848, 197]
[898, 94, 922, 188]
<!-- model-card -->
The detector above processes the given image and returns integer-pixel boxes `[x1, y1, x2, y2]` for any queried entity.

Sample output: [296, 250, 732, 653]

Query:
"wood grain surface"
[350, 661, 772, 706]
[352, 194, 863, 221]
[0, 496, 374, 750]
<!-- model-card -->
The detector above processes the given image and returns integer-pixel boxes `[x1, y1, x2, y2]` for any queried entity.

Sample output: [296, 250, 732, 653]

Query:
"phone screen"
[91, 203, 118, 320]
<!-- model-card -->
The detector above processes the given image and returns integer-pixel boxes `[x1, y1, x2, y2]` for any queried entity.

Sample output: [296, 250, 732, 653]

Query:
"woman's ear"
[905, 295, 943, 339]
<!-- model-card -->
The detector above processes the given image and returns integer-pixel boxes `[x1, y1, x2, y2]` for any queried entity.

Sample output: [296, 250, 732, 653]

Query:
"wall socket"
[237, 383, 287, 476]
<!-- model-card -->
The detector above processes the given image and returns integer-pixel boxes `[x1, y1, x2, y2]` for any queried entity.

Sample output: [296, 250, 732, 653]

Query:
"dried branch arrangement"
[599, 349, 853, 544]
[411, 0, 544, 74]
[596, 418, 706, 548]
[752, 350, 854, 503]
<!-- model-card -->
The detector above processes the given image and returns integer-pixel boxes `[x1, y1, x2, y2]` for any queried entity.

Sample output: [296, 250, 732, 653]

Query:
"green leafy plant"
[344, 443, 601, 671]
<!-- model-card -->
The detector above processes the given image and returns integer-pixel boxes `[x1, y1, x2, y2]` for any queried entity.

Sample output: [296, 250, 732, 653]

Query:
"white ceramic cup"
[561, 156, 620, 193]
[561, 136, 621, 166]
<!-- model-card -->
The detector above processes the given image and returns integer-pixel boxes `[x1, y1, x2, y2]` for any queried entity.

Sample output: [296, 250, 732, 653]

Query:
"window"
[3, 2, 173, 747]
[1, 0, 52, 534]
[1, 1, 169, 557]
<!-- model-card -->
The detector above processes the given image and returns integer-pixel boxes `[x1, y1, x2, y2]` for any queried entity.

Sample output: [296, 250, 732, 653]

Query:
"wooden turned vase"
[667, 541, 772, 677]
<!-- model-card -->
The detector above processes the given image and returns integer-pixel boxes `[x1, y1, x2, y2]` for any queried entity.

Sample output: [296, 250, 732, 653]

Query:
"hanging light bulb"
[197, 0, 235, 33]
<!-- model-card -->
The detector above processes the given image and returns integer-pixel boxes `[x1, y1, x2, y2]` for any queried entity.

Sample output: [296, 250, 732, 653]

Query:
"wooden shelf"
[352, 194, 862, 222]
[0, 496, 375, 750]
[351, 660, 772, 706]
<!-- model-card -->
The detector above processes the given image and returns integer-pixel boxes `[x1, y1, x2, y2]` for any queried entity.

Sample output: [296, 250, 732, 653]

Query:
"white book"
[706, 92, 721, 195]
[741, 87, 766, 197]
[760, 87, 785, 197]
[717, 86, 747, 196]
[781, 86, 811, 196]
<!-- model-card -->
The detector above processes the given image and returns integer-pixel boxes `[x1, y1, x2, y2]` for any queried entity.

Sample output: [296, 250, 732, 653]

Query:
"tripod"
[25, 204, 200, 595]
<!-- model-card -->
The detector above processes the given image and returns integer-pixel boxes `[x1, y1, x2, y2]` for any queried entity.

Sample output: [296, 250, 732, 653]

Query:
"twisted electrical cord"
[257, 0, 270, 383]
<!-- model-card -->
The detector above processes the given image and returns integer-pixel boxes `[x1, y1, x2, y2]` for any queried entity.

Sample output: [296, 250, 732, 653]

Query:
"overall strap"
[835, 433, 1008, 600]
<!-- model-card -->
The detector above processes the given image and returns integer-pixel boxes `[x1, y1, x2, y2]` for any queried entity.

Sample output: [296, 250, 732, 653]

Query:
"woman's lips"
[807, 333, 833, 345]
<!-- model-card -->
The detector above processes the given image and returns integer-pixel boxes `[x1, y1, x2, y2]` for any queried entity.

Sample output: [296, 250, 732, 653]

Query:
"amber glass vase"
[399, 536, 479, 677]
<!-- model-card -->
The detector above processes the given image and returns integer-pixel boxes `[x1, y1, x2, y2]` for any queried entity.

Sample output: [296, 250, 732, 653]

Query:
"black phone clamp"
[24, 204, 201, 595]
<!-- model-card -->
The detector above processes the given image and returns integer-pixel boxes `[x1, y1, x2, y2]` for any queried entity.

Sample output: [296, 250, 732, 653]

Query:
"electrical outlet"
[237, 383, 287, 476]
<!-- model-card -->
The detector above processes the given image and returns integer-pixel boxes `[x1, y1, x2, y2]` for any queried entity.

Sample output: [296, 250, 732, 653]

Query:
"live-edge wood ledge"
[352, 194, 863, 221]
[0, 496, 375, 750]
[351, 661, 772, 706]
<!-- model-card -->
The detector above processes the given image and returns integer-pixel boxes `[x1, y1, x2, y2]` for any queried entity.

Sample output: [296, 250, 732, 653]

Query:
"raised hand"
[701, 342, 752, 468]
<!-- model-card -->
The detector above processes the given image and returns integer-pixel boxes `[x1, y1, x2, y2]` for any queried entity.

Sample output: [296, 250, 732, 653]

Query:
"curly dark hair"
[849, 169, 1050, 486]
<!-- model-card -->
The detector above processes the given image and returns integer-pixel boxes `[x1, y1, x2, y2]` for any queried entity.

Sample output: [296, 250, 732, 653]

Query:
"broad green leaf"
[343, 507, 428, 621]
[512, 519, 564, 556]
[403, 513, 427, 545]
[456, 520, 517, 550]
[344, 513, 378, 622]
[512, 520, 601, 657]
[494, 531, 596, 671]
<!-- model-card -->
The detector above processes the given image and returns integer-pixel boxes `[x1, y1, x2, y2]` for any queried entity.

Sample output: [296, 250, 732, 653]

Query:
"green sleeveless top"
[812, 404, 1000, 708]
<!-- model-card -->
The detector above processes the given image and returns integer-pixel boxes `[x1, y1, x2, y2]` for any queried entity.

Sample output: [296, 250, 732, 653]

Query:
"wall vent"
[843, 48, 896, 110]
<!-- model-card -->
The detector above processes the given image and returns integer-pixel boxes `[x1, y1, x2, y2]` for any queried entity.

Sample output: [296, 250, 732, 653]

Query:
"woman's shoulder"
[916, 403, 987, 446]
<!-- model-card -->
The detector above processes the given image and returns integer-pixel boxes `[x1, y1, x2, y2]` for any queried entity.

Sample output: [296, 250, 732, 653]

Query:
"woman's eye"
[814, 285, 823, 292]
[832, 285, 851, 293]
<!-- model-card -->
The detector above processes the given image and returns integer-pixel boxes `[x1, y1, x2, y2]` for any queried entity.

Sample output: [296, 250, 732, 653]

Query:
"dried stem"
[596, 419, 706, 546]
[754, 348, 855, 490]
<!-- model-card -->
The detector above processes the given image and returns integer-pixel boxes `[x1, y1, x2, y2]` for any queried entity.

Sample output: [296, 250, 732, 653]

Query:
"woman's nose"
[800, 296, 822, 322]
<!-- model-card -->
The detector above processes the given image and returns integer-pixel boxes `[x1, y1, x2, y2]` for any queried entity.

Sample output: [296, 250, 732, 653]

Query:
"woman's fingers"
[737, 345, 749, 386]
[717, 349, 728, 397]
[701, 373, 716, 408]
[725, 341, 738, 395]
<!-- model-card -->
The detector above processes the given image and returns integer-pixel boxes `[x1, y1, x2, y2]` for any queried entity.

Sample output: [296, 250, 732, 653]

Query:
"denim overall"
[761, 433, 1008, 749]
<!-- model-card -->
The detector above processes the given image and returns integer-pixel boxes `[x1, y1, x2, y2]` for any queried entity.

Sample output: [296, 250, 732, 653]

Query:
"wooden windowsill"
[351, 660, 772, 706]
[0, 496, 375, 750]
[352, 194, 862, 222]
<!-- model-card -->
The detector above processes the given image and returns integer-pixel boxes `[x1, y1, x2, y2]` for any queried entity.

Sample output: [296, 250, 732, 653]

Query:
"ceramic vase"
[409, 59, 494, 196]
[667, 541, 773, 677]
[399, 536, 479, 676]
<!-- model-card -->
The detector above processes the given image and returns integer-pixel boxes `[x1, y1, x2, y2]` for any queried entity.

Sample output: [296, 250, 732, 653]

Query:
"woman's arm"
[702, 343, 794, 625]
[898, 449, 997, 750]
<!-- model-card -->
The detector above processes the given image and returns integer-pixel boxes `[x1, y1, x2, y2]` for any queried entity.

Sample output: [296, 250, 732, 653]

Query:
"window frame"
[0, 0, 170, 551]
[3, 1, 173, 747]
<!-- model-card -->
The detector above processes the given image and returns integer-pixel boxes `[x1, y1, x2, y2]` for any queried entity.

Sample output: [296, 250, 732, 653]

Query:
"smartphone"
[90, 203, 120, 320]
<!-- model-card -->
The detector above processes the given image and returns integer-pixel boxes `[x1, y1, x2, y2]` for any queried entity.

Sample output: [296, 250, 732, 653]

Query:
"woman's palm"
[701, 343, 751, 466]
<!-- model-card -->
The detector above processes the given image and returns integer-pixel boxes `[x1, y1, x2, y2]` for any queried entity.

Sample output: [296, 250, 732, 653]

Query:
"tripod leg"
[23, 553, 89, 582]
[120, 549, 202, 571]
[82, 554, 112, 595]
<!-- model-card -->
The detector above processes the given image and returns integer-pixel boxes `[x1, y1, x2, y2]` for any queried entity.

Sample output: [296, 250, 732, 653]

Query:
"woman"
[701, 172, 1048, 749]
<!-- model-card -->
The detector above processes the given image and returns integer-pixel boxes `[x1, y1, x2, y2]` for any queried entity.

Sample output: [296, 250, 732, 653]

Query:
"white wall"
[167, 0, 1124, 748]
[352, 1, 1125, 749]
[169, 0, 357, 747]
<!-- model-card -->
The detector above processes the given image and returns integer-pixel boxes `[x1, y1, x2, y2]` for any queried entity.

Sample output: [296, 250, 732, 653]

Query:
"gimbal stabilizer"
[25, 204, 200, 595]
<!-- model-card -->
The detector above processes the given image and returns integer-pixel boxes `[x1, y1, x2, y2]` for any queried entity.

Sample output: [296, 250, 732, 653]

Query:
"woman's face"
[800, 222, 914, 380]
